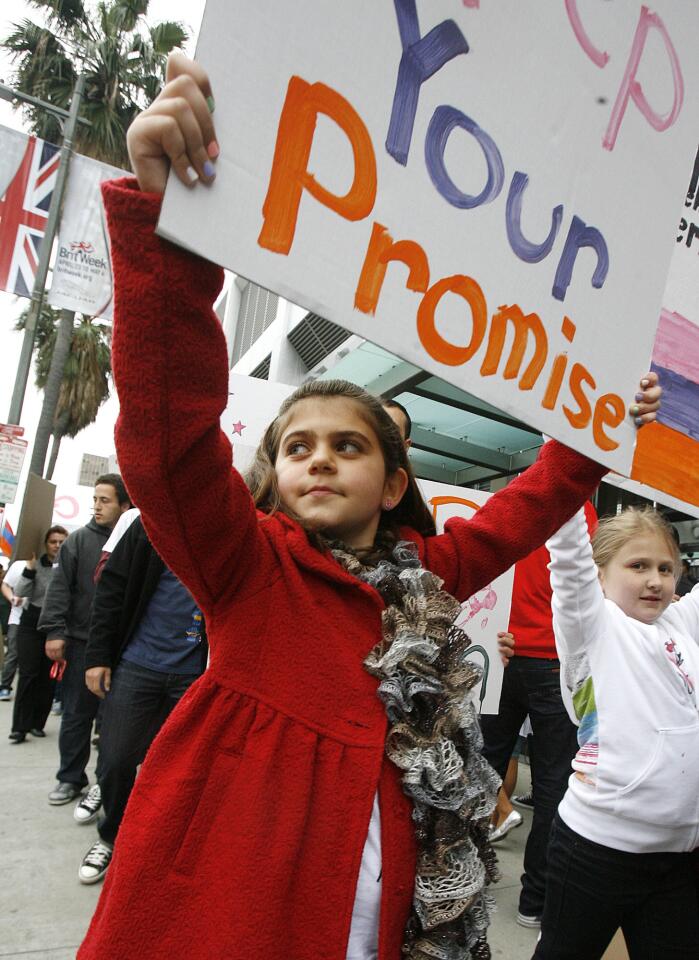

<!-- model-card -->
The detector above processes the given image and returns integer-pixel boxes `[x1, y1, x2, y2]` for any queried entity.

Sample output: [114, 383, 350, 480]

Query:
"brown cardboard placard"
[12, 473, 57, 562]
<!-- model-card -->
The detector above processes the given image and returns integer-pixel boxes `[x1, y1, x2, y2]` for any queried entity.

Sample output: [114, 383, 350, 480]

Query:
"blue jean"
[533, 814, 699, 959]
[97, 659, 201, 844]
[480, 655, 578, 915]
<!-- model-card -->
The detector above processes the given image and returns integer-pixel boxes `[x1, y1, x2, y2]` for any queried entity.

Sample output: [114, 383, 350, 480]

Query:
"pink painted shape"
[652, 309, 699, 382]
[462, 1, 479, 7]
[603, 6, 684, 151]
[564, 0, 609, 68]
[54, 496, 79, 520]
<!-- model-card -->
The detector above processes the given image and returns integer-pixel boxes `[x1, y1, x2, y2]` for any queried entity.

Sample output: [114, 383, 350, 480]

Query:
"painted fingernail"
[635, 392, 643, 402]
[203, 160, 216, 179]
[185, 166, 199, 184]
[207, 140, 220, 159]
[631, 405, 639, 417]
[634, 416, 644, 427]
[641, 378, 649, 387]
[206, 95, 215, 113]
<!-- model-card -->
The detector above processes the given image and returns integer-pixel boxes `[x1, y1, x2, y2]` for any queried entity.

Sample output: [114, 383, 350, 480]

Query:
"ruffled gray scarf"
[331, 539, 501, 960]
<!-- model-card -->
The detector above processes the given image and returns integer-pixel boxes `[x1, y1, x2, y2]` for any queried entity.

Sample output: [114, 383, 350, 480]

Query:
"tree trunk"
[45, 408, 70, 481]
[29, 309, 74, 478]
[45, 432, 64, 481]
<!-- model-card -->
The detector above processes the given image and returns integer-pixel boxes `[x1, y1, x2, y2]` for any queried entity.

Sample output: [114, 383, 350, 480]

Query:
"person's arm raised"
[546, 509, 607, 657]
[424, 374, 660, 601]
[103, 54, 277, 611]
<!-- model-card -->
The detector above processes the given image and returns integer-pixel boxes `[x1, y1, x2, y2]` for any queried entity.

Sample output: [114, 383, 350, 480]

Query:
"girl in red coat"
[78, 54, 661, 960]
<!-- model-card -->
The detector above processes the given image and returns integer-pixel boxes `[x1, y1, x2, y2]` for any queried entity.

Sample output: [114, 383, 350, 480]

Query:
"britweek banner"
[48, 153, 125, 320]
[223, 372, 512, 714]
[159, 1, 699, 506]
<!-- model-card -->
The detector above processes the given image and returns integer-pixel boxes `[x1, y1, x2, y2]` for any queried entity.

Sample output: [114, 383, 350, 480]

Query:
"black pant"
[12, 606, 53, 734]
[480, 655, 578, 916]
[57, 638, 101, 788]
[98, 660, 200, 844]
[533, 814, 699, 959]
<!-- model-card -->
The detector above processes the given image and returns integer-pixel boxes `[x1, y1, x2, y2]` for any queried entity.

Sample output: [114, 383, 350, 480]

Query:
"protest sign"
[630, 144, 699, 497]
[48, 153, 125, 320]
[159, 1, 699, 505]
[12, 473, 56, 563]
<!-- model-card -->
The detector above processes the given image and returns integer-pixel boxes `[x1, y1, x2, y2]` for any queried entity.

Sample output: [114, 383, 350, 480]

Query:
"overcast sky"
[0, 0, 205, 527]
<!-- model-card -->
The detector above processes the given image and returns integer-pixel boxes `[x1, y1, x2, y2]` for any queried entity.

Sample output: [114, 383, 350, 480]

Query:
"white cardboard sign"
[159, 1, 699, 499]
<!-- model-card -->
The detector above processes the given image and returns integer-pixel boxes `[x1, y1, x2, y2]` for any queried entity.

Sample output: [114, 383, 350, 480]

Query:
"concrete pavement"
[0, 702, 540, 959]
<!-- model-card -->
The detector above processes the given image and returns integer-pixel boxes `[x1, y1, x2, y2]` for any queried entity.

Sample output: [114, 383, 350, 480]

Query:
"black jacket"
[85, 517, 208, 672]
[39, 518, 112, 642]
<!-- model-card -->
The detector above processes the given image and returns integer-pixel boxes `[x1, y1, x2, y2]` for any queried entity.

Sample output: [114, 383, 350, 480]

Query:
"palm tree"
[3, 0, 188, 166]
[2, 0, 188, 477]
[16, 304, 112, 480]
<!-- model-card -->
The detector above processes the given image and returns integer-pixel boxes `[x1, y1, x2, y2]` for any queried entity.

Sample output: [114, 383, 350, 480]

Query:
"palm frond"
[150, 20, 188, 55]
[25, 0, 89, 30]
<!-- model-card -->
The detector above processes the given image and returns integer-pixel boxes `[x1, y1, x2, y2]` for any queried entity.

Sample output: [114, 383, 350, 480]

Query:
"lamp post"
[4, 75, 88, 427]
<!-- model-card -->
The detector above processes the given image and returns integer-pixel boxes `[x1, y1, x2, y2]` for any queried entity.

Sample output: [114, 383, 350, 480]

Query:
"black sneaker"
[513, 791, 534, 810]
[78, 840, 113, 884]
[74, 784, 102, 824]
[48, 782, 83, 805]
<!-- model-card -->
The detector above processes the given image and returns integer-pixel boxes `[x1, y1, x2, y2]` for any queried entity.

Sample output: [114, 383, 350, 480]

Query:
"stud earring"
[384, 499, 393, 510]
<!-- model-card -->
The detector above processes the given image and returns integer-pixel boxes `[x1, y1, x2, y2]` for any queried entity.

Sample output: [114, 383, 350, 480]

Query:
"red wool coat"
[78, 178, 605, 960]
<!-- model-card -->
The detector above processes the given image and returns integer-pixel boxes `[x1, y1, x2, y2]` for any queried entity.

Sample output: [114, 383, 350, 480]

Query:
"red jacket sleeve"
[423, 441, 606, 603]
[101, 177, 275, 612]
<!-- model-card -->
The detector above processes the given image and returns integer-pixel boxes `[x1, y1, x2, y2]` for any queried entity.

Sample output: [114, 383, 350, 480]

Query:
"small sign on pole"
[78, 453, 109, 488]
[0, 433, 28, 504]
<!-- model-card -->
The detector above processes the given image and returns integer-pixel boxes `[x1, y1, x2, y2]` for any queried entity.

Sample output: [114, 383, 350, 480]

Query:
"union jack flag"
[0, 135, 60, 298]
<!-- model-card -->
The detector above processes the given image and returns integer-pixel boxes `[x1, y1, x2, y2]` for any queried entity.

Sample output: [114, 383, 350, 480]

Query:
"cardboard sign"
[223, 372, 512, 711]
[12, 473, 56, 563]
[159, 1, 699, 505]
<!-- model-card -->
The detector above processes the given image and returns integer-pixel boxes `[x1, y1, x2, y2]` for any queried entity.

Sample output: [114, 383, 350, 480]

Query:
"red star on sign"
[232, 420, 246, 436]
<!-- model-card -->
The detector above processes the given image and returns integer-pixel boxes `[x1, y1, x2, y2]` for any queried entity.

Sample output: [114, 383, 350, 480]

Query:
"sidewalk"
[0, 702, 540, 959]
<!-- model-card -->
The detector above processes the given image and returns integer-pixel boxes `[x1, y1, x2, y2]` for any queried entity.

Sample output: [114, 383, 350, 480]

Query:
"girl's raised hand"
[631, 371, 661, 427]
[126, 52, 218, 195]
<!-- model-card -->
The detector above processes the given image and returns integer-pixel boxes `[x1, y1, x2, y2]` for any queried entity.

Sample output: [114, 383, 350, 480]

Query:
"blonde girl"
[77, 53, 660, 960]
[536, 508, 699, 959]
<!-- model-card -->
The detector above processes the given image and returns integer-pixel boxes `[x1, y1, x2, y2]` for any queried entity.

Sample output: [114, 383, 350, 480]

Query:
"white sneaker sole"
[74, 808, 101, 824]
[78, 867, 109, 885]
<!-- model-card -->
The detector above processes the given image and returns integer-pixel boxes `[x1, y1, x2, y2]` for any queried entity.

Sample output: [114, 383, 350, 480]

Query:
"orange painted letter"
[592, 392, 625, 451]
[563, 363, 595, 429]
[417, 275, 487, 367]
[258, 76, 377, 255]
[480, 304, 547, 390]
[354, 223, 430, 315]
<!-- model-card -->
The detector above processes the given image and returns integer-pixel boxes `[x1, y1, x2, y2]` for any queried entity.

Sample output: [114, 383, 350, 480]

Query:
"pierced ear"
[384, 467, 409, 509]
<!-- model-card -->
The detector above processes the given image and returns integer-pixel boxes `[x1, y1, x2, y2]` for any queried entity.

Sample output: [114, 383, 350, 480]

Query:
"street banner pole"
[6, 73, 85, 427]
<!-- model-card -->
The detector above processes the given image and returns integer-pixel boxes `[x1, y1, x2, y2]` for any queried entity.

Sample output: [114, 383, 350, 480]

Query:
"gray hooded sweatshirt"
[39, 518, 112, 643]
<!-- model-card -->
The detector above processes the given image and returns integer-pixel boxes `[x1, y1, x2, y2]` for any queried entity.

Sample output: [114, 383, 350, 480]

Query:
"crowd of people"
[1, 50, 698, 960]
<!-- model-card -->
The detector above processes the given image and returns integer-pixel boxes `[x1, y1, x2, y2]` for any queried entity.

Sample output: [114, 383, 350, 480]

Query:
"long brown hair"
[245, 379, 436, 541]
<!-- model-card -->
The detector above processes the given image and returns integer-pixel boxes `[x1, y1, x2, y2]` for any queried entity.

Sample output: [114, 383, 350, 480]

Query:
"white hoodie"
[546, 509, 699, 854]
